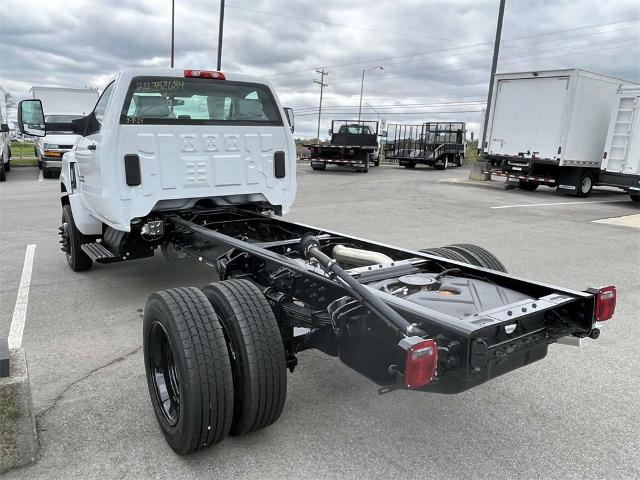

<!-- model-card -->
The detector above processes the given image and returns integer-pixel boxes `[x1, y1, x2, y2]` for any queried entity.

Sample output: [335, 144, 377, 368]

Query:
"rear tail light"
[184, 70, 225, 80]
[595, 285, 616, 322]
[400, 337, 438, 389]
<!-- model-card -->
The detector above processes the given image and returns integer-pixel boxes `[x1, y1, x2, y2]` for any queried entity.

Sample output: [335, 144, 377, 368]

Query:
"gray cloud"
[1, 0, 638, 137]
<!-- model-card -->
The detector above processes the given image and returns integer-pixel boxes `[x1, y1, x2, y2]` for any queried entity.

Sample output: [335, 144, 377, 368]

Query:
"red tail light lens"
[595, 285, 616, 321]
[184, 70, 225, 80]
[403, 338, 438, 389]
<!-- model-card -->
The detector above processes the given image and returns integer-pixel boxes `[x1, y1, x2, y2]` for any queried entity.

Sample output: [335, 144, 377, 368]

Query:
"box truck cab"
[31, 87, 100, 178]
[484, 69, 636, 196]
[0, 87, 11, 182]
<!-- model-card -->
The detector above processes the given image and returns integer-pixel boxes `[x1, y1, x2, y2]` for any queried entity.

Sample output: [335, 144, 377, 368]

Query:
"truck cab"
[19, 68, 297, 236]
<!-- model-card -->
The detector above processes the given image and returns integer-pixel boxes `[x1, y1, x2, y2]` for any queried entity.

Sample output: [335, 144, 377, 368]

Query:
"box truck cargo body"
[484, 69, 636, 196]
[600, 85, 640, 202]
[31, 86, 99, 178]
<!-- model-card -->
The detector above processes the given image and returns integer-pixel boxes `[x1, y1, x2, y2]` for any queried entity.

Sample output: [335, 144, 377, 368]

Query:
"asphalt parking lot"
[0, 163, 639, 479]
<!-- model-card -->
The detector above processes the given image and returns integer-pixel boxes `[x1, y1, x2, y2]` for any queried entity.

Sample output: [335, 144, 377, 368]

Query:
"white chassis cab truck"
[19, 68, 617, 455]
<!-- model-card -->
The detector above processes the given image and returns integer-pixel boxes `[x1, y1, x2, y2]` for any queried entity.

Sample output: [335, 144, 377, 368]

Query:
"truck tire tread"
[62, 205, 93, 271]
[447, 244, 507, 272]
[143, 287, 234, 454]
[201, 279, 287, 436]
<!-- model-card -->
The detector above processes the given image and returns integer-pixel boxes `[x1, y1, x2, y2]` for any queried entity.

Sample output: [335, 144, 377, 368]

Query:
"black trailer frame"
[114, 206, 602, 394]
[386, 122, 466, 169]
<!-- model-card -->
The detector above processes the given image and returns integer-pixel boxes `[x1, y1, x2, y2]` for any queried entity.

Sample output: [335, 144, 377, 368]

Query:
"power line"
[225, 3, 462, 42]
[265, 17, 639, 78]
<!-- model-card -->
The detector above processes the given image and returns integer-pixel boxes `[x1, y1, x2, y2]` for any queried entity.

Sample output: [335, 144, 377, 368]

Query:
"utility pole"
[314, 69, 328, 143]
[170, 0, 175, 67]
[217, 0, 225, 70]
[358, 66, 383, 123]
[480, 0, 506, 153]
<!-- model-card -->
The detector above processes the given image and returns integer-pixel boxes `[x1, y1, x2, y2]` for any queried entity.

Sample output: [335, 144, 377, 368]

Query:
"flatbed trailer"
[386, 122, 466, 170]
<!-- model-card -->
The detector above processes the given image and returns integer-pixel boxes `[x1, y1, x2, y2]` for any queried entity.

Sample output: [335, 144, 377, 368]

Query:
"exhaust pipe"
[332, 244, 394, 266]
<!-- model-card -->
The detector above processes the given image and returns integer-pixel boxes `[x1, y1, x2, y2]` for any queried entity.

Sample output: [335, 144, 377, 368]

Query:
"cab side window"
[94, 82, 115, 127]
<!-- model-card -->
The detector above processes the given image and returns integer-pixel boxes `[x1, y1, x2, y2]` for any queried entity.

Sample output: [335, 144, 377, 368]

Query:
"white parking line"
[491, 200, 621, 210]
[38, 170, 43, 182]
[8, 244, 37, 349]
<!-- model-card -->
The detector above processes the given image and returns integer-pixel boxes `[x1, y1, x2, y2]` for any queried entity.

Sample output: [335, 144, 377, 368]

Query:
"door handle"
[87, 144, 97, 151]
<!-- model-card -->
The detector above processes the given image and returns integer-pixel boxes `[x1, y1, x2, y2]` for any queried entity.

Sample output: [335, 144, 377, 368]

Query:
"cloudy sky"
[1, 0, 639, 138]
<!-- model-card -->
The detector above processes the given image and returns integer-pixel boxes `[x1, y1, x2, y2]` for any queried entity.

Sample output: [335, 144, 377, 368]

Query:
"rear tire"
[419, 247, 468, 263]
[61, 205, 93, 271]
[4, 161, 9, 172]
[434, 156, 449, 170]
[143, 287, 234, 455]
[630, 193, 639, 204]
[43, 167, 52, 179]
[576, 172, 594, 197]
[404, 162, 416, 169]
[445, 244, 507, 272]
[518, 180, 539, 191]
[201, 279, 287, 436]
[311, 164, 326, 171]
[0, 163, 5, 182]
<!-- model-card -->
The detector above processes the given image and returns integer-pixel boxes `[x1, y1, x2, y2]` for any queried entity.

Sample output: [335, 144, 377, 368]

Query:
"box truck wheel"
[201, 279, 287, 436]
[576, 172, 594, 197]
[143, 287, 234, 455]
[60, 205, 93, 271]
[518, 180, 539, 191]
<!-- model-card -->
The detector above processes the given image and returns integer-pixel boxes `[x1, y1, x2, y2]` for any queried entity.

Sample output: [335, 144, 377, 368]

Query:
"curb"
[0, 348, 38, 474]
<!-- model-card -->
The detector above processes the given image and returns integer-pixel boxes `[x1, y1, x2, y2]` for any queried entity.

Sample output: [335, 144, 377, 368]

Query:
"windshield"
[338, 125, 372, 135]
[120, 77, 283, 126]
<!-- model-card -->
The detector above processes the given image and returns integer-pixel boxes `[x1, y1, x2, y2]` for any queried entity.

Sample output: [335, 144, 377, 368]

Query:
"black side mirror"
[0, 124, 9, 133]
[283, 107, 295, 133]
[18, 99, 46, 137]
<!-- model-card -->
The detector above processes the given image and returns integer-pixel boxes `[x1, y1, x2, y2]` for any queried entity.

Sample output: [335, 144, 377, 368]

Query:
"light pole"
[170, 0, 175, 67]
[358, 66, 383, 122]
[217, 0, 225, 70]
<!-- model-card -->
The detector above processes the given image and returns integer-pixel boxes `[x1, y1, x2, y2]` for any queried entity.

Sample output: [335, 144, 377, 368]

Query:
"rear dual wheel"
[144, 280, 287, 455]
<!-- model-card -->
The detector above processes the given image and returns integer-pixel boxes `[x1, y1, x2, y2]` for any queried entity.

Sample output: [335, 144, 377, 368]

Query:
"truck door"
[489, 77, 569, 159]
[74, 82, 115, 216]
[607, 94, 640, 173]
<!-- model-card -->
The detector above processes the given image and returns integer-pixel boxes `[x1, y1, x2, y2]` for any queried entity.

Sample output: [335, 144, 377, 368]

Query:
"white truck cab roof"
[47, 68, 297, 234]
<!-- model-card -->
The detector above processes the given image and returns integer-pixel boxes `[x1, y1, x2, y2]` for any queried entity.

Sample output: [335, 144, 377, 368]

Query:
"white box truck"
[483, 69, 636, 196]
[0, 86, 11, 182]
[601, 85, 640, 203]
[31, 86, 99, 178]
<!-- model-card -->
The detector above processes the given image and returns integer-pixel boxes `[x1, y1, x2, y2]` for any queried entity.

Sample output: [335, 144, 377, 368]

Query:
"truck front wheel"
[434, 156, 449, 170]
[202, 279, 287, 436]
[60, 205, 93, 271]
[143, 287, 234, 455]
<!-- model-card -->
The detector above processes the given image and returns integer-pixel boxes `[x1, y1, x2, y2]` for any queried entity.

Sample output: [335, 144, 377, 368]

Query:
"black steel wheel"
[144, 287, 234, 455]
[60, 205, 93, 271]
[445, 244, 508, 272]
[202, 279, 287, 436]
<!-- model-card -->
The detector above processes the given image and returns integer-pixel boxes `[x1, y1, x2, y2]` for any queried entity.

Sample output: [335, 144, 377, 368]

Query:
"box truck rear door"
[606, 94, 640, 173]
[490, 76, 569, 159]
